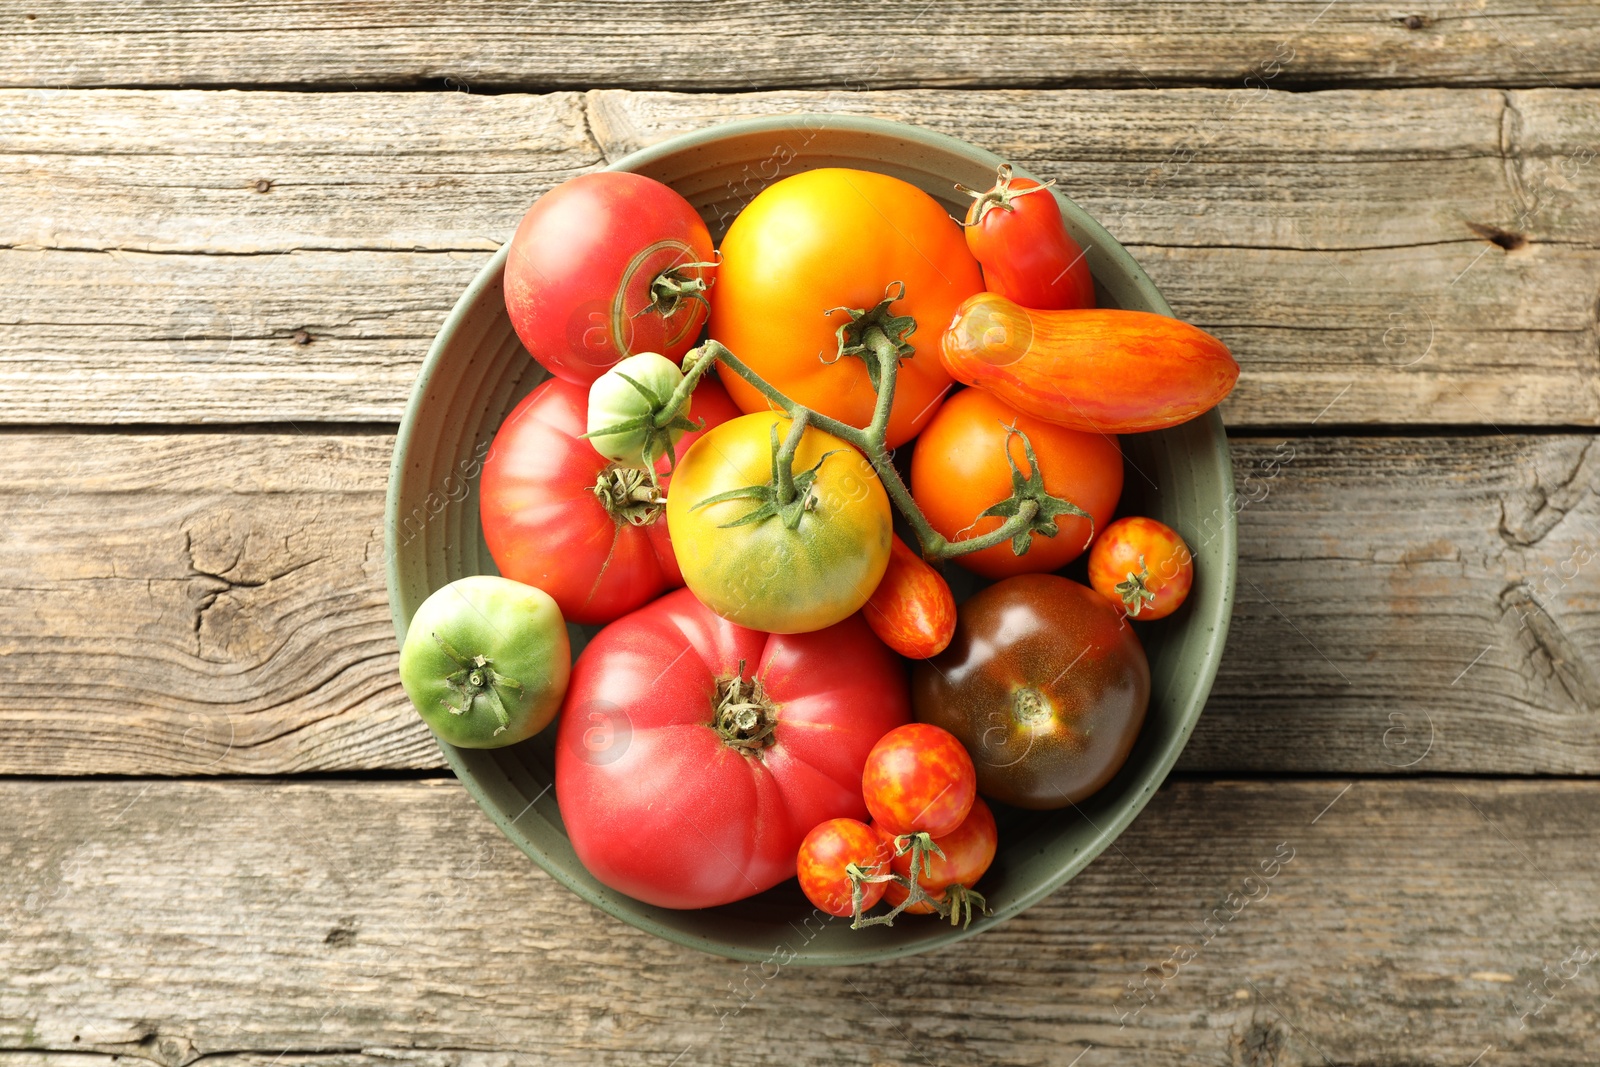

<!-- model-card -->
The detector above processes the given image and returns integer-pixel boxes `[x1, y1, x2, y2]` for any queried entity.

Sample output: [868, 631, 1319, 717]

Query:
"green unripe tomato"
[399, 575, 570, 748]
[585, 352, 686, 467]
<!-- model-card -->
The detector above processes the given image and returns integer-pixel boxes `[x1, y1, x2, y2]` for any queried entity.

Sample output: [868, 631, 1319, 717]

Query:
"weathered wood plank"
[1, 430, 1596, 776]
[3, 88, 1597, 427]
[1, 778, 1595, 1064]
[3, 1, 1599, 90]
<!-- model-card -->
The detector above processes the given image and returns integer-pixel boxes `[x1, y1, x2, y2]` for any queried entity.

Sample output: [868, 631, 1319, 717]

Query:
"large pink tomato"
[555, 589, 912, 909]
[479, 375, 740, 625]
[503, 172, 715, 384]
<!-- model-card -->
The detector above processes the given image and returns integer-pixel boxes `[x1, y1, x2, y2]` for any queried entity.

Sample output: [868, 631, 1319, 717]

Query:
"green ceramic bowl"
[386, 114, 1236, 964]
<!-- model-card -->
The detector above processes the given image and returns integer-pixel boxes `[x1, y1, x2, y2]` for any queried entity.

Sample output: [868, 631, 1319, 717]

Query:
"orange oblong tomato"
[710, 169, 985, 448]
[941, 293, 1239, 434]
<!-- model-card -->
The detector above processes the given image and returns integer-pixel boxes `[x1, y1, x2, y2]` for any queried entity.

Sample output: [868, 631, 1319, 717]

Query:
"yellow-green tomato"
[666, 412, 892, 634]
[585, 351, 685, 468]
[399, 575, 570, 748]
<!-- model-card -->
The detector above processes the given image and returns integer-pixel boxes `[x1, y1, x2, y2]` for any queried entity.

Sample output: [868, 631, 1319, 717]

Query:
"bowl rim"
[387, 112, 1238, 963]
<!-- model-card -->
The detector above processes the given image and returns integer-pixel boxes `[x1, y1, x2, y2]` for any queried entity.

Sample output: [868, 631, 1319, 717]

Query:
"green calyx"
[955, 162, 1056, 226]
[691, 416, 840, 532]
[824, 281, 917, 394]
[1116, 554, 1157, 617]
[581, 364, 704, 475]
[639, 259, 718, 320]
[979, 425, 1094, 557]
[431, 632, 523, 736]
[591, 465, 666, 526]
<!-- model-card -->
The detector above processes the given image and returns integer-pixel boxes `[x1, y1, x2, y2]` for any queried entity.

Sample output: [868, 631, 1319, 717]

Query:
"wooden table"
[4, 3, 1598, 1063]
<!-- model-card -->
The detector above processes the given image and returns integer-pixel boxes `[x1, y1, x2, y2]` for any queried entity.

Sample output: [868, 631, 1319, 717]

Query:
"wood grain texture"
[3, 87, 1598, 427]
[1, 430, 1596, 776]
[1, 777, 1596, 1065]
[3, 1, 1599, 90]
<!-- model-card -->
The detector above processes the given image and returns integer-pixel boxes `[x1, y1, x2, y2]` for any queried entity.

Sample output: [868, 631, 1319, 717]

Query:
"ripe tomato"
[863, 535, 957, 659]
[398, 576, 570, 749]
[709, 168, 984, 448]
[479, 374, 740, 625]
[961, 164, 1094, 311]
[913, 574, 1149, 810]
[554, 589, 911, 909]
[862, 723, 977, 838]
[665, 411, 892, 634]
[910, 387, 1122, 579]
[1089, 516, 1195, 620]
[504, 172, 715, 384]
[797, 818, 891, 918]
[878, 797, 998, 914]
[941, 294, 1239, 434]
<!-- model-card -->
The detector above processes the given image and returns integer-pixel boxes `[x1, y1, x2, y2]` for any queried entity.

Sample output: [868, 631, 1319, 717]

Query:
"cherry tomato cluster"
[798, 724, 997, 927]
[398, 157, 1233, 925]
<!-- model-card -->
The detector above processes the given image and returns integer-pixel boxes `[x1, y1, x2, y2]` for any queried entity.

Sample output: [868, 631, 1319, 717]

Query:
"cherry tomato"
[1089, 517, 1195, 621]
[479, 375, 740, 624]
[911, 387, 1122, 579]
[504, 172, 715, 384]
[797, 818, 892, 918]
[878, 797, 999, 914]
[862, 723, 977, 838]
[913, 574, 1149, 810]
[862, 535, 957, 659]
[960, 164, 1094, 311]
[710, 168, 984, 447]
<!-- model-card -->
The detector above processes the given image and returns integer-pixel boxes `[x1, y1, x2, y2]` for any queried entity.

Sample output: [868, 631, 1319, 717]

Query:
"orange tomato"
[862, 535, 958, 659]
[910, 388, 1123, 579]
[940, 293, 1239, 434]
[710, 169, 985, 448]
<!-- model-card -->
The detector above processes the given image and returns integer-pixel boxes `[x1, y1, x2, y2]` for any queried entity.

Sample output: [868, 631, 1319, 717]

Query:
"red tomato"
[862, 723, 977, 838]
[797, 818, 891, 918]
[911, 387, 1122, 579]
[878, 797, 998, 914]
[503, 172, 715, 384]
[1088, 516, 1195, 620]
[862, 535, 958, 659]
[479, 375, 740, 625]
[555, 588, 912, 909]
[961, 164, 1094, 311]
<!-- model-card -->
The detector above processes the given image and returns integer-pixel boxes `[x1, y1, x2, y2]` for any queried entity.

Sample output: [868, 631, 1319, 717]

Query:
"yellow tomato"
[666, 412, 892, 634]
[709, 169, 985, 448]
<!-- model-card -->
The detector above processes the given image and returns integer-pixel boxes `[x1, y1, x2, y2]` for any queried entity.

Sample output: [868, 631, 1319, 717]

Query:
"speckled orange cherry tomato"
[797, 818, 891, 918]
[878, 797, 998, 914]
[862, 723, 977, 837]
[1088, 516, 1194, 621]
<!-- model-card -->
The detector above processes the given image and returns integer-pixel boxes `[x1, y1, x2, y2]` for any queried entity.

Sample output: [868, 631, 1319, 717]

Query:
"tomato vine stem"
[648, 281, 1077, 563]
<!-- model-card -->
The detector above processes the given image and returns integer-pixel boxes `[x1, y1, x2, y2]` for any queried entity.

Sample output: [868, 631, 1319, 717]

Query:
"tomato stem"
[640, 258, 718, 319]
[955, 163, 1057, 226]
[429, 632, 523, 736]
[1115, 554, 1157, 617]
[591, 465, 667, 527]
[675, 316, 1073, 563]
[712, 662, 777, 752]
